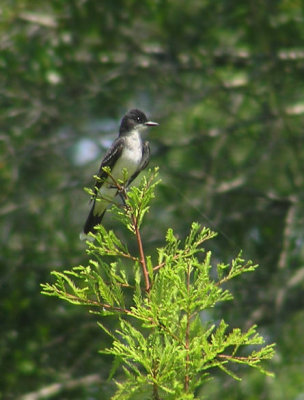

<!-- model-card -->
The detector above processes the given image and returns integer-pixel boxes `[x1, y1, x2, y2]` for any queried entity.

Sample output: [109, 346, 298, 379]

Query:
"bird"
[83, 109, 158, 235]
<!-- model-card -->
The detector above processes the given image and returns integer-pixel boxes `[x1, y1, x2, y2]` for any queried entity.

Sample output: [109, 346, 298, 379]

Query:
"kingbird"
[83, 109, 158, 234]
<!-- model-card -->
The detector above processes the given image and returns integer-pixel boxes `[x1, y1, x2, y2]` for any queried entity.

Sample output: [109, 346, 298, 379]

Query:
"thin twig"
[153, 235, 210, 271]
[157, 320, 185, 347]
[54, 290, 134, 315]
[153, 253, 181, 271]
[184, 262, 191, 393]
[215, 262, 253, 287]
[133, 213, 150, 292]
[102, 247, 138, 262]
[218, 354, 261, 362]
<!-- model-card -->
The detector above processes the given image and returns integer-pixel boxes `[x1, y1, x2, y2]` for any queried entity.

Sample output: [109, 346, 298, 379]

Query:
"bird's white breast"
[110, 130, 143, 182]
[94, 129, 143, 215]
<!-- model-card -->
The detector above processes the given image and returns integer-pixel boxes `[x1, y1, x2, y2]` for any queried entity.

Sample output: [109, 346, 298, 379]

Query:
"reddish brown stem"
[184, 263, 191, 392]
[132, 214, 150, 293]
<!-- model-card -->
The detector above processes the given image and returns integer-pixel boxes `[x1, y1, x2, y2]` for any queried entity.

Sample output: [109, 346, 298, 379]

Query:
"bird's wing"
[128, 140, 150, 185]
[140, 141, 151, 171]
[94, 137, 125, 193]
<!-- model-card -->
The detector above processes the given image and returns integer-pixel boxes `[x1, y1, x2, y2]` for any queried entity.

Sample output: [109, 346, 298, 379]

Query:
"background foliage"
[1, 0, 304, 398]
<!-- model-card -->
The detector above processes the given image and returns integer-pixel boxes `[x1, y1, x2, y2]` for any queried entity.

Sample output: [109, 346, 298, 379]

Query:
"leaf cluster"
[41, 168, 275, 399]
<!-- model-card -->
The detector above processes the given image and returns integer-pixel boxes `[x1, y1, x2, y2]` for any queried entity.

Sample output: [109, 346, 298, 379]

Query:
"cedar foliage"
[42, 168, 275, 399]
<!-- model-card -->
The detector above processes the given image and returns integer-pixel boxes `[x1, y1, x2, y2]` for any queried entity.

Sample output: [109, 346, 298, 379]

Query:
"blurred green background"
[1, 0, 304, 398]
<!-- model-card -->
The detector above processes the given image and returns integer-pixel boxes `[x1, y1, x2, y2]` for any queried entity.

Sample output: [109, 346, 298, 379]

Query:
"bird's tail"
[83, 201, 106, 235]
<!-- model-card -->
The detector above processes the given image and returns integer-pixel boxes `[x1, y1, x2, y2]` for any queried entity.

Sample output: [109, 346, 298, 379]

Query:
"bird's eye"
[137, 117, 140, 122]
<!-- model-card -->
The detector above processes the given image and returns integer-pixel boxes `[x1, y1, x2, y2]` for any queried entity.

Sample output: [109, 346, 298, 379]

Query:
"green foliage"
[42, 168, 275, 399]
[2, 1, 304, 398]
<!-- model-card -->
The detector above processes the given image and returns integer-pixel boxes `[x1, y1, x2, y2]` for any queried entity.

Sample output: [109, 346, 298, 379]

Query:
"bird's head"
[119, 109, 158, 135]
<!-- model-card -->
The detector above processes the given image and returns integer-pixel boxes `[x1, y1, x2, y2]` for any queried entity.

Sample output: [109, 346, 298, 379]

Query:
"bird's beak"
[145, 121, 159, 127]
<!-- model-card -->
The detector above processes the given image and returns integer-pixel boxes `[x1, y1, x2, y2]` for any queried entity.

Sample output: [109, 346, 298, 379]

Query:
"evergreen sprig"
[41, 167, 275, 400]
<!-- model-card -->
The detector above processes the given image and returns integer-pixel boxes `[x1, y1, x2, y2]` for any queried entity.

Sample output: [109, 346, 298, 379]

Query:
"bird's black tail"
[83, 202, 106, 234]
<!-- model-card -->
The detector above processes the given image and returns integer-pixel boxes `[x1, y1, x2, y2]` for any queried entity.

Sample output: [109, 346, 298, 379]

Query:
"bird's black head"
[119, 109, 158, 135]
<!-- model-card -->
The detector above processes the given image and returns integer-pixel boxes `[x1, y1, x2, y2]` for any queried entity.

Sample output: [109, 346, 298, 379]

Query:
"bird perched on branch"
[83, 109, 158, 235]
